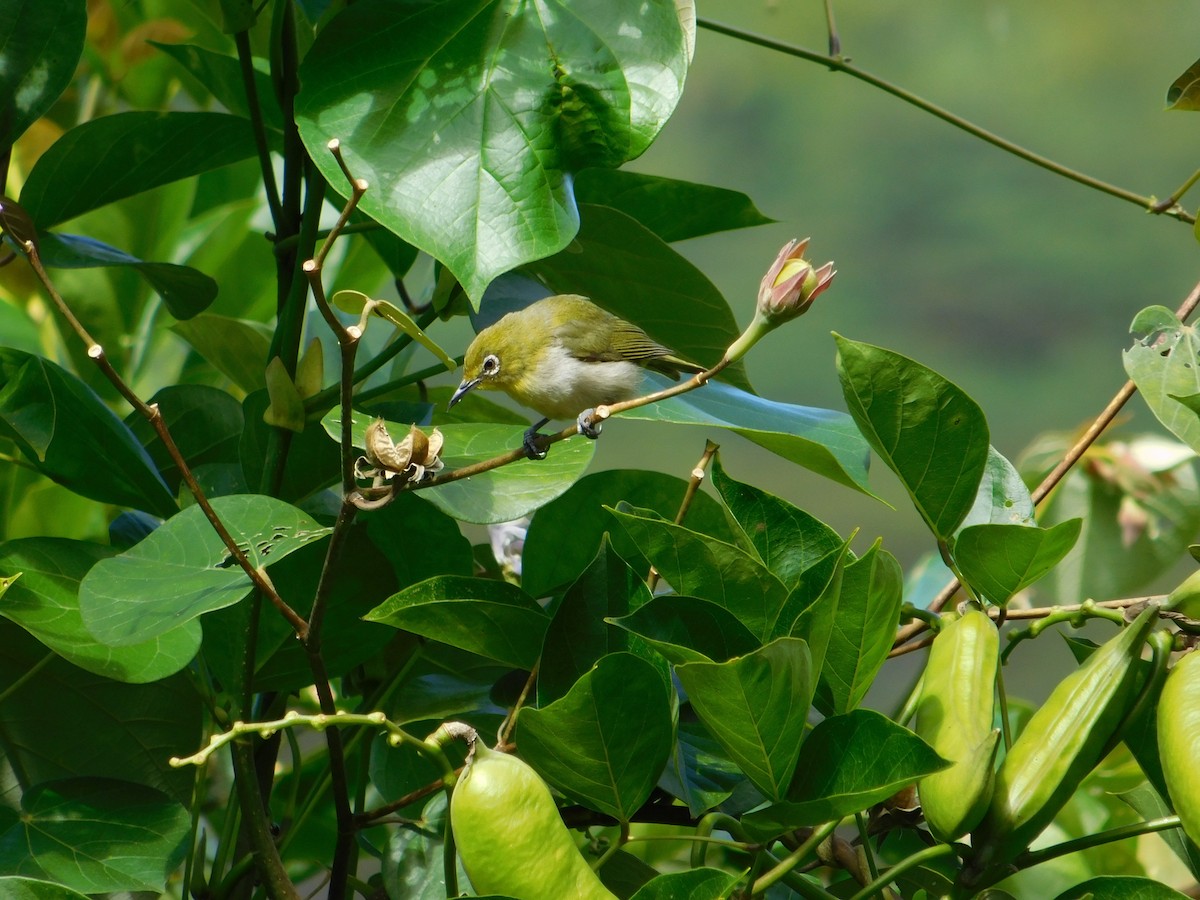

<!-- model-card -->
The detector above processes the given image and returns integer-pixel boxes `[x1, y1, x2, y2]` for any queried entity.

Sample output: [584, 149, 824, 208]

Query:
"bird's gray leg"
[576, 408, 602, 439]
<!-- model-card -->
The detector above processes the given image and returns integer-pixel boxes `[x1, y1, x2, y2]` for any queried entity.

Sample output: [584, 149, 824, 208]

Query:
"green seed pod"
[915, 608, 1000, 842]
[1157, 649, 1200, 846]
[450, 742, 617, 900]
[970, 607, 1156, 872]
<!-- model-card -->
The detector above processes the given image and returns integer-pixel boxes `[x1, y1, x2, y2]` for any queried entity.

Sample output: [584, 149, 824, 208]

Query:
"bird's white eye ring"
[482, 354, 500, 375]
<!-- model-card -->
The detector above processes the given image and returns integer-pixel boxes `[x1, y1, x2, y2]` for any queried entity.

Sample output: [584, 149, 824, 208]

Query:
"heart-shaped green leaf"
[676, 637, 812, 801]
[836, 335, 988, 538]
[364, 575, 548, 669]
[78, 495, 330, 646]
[954, 519, 1082, 606]
[296, 0, 690, 303]
[519, 653, 674, 820]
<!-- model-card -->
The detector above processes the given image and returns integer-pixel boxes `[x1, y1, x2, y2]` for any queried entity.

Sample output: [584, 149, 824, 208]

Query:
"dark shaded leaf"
[0, 0, 86, 152]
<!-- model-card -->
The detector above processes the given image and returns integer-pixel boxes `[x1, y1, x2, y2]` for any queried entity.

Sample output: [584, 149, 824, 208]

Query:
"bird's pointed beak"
[448, 377, 481, 409]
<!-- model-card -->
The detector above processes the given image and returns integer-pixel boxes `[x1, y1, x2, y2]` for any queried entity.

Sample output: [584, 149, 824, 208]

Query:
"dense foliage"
[3, 2, 1200, 899]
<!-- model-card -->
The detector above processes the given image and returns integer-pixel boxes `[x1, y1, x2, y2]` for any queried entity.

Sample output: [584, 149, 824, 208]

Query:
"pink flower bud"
[757, 237, 836, 322]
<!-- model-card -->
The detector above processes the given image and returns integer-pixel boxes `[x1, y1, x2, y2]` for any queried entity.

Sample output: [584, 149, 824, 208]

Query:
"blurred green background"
[548, 1, 1200, 582]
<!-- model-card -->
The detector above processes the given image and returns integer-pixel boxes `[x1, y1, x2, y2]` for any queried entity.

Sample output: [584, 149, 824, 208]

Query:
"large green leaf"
[364, 575, 549, 670]
[836, 335, 988, 537]
[609, 505, 789, 641]
[814, 541, 903, 715]
[0, 0, 86, 152]
[537, 538, 654, 705]
[125, 384, 244, 494]
[1124, 306, 1200, 453]
[522, 469, 734, 597]
[0, 538, 197, 683]
[35, 233, 217, 321]
[1054, 877, 1191, 900]
[711, 455, 844, 590]
[676, 637, 812, 801]
[608, 595, 760, 665]
[629, 868, 743, 900]
[519, 653, 673, 820]
[323, 407, 595, 524]
[0, 878, 89, 900]
[741, 709, 946, 840]
[0, 349, 176, 516]
[19, 112, 258, 228]
[296, 0, 689, 303]
[78, 495, 330, 646]
[525, 204, 749, 387]
[0, 779, 188, 894]
[954, 519, 1082, 606]
[573, 170, 773, 242]
[627, 376, 872, 494]
[0, 624, 200, 802]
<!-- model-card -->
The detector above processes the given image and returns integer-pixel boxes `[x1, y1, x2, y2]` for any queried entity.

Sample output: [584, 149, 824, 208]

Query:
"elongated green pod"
[1158, 649, 1200, 846]
[915, 608, 1000, 841]
[970, 607, 1156, 871]
[450, 742, 617, 900]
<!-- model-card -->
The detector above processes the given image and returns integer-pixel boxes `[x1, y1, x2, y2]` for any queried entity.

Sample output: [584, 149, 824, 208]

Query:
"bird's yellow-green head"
[449, 307, 544, 407]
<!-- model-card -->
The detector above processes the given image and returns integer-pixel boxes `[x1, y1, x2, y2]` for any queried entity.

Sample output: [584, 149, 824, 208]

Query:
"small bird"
[449, 294, 704, 457]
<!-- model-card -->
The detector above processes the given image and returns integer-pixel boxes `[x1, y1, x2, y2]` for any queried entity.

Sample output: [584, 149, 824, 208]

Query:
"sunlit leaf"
[297, 0, 690, 302]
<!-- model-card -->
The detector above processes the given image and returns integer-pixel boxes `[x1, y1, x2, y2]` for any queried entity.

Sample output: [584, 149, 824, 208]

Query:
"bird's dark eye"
[482, 354, 500, 375]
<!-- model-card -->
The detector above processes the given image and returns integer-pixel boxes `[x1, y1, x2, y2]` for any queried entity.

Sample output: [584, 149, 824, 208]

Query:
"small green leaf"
[78, 495, 330, 646]
[574, 170, 773, 242]
[0, 538, 198, 683]
[0, 779, 188, 894]
[836, 335, 989, 538]
[0, 349, 176, 516]
[608, 596, 760, 665]
[36, 233, 217, 320]
[628, 376, 872, 495]
[334, 290, 457, 371]
[263, 357, 306, 432]
[815, 541, 903, 714]
[0, 0, 86, 152]
[151, 42, 283, 133]
[676, 637, 812, 801]
[364, 575, 549, 669]
[958, 445, 1037, 530]
[519, 653, 674, 820]
[20, 112, 257, 228]
[323, 407, 595, 524]
[609, 506, 789, 641]
[660, 719, 746, 817]
[1167, 58, 1200, 110]
[628, 868, 743, 900]
[1124, 306, 1200, 454]
[172, 314, 272, 394]
[711, 454, 844, 589]
[954, 519, 1082, 606]
[1054, 877, 1191, 900]
[522, 469, 733, 597]
[0, 623, 200, 801]
[297, 0, 689, 303]
[741, 709, 946, 839]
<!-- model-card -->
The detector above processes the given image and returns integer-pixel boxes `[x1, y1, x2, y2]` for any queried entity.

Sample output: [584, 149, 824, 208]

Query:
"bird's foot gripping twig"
[523, 418, 551, 460]
[576, 408, 603, 440]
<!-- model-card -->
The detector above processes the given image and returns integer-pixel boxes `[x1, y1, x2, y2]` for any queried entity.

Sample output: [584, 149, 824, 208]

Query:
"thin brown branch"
[648, 440, 720, 592]
[21, 242, 309, 638]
